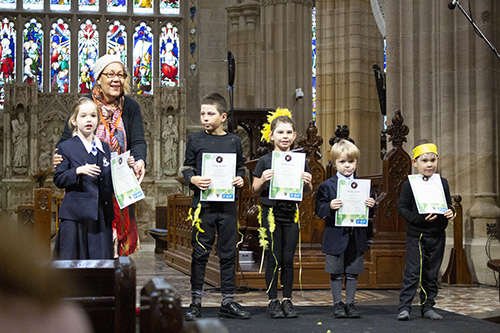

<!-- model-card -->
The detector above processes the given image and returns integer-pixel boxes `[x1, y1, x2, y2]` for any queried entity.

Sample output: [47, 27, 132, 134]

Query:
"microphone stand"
[453, 0, 500, 59]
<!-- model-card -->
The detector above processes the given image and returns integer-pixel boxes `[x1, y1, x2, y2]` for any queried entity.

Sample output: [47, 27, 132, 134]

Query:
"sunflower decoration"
[260, 108, 293, 142]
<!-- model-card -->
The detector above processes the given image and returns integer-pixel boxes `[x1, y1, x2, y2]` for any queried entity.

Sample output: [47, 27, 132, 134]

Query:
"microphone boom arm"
[453, 0, 500, 59]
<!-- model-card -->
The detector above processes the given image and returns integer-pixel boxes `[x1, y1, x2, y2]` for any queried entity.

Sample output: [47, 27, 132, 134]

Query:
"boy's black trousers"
[190, 202, 238, 296]
[398, 231, 446, 314]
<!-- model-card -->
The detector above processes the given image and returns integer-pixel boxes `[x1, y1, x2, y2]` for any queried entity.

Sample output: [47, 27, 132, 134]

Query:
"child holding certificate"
[315, 139, 375, 319]
[53, 97, 114, 260]
[397, 141, 455, 321]
[252, 111, 313, 318]
[182, 93, 250, 321]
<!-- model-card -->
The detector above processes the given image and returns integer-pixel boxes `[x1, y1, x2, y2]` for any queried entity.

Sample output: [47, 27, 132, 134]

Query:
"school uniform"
[53, 135, 114, 260]
[315, 173, 370, 274]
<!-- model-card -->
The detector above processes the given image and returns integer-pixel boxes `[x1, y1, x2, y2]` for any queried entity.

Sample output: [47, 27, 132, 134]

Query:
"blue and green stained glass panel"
[159, 23, 179, 87]
[0, 18, 15, 108]
[0, 0, 16, 9]
[24, 0, 43, 10]
[23, 18, 43, 90]
[134, 0, 153, 14]
[133, 22, 153, 94]
[312, 7, 316, 121]
[79, 0, 99, 12]
[78, 19, 99, 93]
[107, 21, 127, 66]
[108, 0, 126, 13]
[160, 0, 179, 15]
[50, 19, 70, 93]
[51, 0, 70, 11]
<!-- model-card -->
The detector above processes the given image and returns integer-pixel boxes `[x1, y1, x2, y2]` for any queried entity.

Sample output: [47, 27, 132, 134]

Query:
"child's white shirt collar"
[336, 171, 353, 180]
[75, 133, 104, 154]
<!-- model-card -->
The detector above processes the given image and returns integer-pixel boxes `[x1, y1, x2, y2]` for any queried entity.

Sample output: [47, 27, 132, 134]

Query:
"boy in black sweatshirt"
[182, 92, 250, 321]
[397, 141, 455, 321]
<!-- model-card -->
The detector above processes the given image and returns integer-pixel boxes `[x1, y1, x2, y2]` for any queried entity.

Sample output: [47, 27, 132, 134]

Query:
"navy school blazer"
[315, 174, 372, 256]
[54, 136, 114, 222]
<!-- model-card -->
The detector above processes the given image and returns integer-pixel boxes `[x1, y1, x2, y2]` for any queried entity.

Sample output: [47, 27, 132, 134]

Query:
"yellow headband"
[412, 143, 438, 159]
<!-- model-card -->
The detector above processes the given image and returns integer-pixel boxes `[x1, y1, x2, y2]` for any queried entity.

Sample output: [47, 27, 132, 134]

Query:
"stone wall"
[1, 82, 187, 242]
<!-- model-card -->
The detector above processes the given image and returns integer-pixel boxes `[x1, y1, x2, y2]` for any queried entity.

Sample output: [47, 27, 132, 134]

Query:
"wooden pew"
[140, 277, 183, 333]
[52, 257, 136, 333]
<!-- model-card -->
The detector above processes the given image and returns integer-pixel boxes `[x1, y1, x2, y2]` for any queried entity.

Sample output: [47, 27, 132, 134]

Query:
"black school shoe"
[185, 302, 201, 321]
[281, 299, 298, 318]
[219, 301, 251, 319]
[333, 301, 347, 318]
[267, 299, 285, 318]
[345, 302, 360, 318]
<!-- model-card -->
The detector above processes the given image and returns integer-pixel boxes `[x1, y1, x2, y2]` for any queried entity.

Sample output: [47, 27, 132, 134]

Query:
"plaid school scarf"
[92, 87, 127, 154]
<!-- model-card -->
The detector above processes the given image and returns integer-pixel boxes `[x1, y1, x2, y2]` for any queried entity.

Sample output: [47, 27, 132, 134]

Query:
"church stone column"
[260, 0, 314, 135]
[315, 0, 383, 175]
[385, 0, 500, 284]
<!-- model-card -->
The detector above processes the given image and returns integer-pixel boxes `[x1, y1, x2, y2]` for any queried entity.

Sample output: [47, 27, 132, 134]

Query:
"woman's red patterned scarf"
[92, 87, 127, 154]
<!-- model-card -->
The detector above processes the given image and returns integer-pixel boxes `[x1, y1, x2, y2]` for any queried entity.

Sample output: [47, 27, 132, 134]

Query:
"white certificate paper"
[408, 173, 448, 214]
[201, 153, 236, 202]
[335, 179, 371, 227]
[111, 151, 145, 209]
[270, 151, 306, 201]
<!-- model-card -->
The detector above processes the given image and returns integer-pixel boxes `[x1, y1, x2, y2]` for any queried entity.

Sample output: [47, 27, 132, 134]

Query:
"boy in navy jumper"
[315, 139, 375, 318]
[182, 93, 251, 321]
[397, 141, 455, 321]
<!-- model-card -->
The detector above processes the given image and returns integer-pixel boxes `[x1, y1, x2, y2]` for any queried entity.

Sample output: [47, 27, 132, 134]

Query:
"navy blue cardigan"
[315, 174, 372, 256]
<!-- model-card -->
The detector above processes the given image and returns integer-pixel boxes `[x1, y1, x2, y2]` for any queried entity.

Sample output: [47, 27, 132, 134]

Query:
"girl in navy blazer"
[315, 139, 375, 319]
[53, 98, 114, 260]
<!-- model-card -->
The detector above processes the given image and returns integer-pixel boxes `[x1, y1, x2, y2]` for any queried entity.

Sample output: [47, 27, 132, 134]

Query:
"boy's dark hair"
[201, 93, 227, 115]
[414, 139, 431, 148]
[270, 115, 295, 133]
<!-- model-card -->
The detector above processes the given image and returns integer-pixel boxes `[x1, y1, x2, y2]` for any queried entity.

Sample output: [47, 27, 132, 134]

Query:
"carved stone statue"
[11, 112, 28, 170]
[162, 115, 178, 171]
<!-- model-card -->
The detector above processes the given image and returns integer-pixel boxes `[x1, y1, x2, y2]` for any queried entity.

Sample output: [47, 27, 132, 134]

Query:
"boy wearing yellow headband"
[397, 140, 455, 321]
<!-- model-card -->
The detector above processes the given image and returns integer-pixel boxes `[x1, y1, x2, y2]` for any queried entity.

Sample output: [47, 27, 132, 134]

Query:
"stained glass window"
[78, 19, 99, 93]
[312, 7, 316, 122]
[107, 21, 127, 66]
[0, 0, 16, 9]
[50, 19, 70, 93]
[79, 0, 99, 12]
[108, 0, 127, 13]
[133, 22, 153, 94]
[51, 0, 70, 11]
[134, 0, 153, 14]
[0, 18, 15, 107]
[23, 18, 43, 90]
[160, 0, 179, 15]
[24, 0, 43, 10]
[159, 23, 179, 87]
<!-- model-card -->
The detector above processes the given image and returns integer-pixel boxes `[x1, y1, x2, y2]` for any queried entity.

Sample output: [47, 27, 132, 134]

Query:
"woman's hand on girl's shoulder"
[53, 148, 63, 168]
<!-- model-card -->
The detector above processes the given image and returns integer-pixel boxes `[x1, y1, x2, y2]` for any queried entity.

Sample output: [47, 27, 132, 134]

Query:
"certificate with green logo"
[111, 151, 145, 209]
[408, 174, 448, 214]
[335, 179, 371, 227]
[201, 153, 236, 202]
[269, 151, 305, 201]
